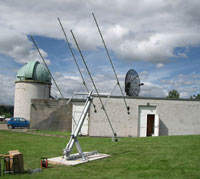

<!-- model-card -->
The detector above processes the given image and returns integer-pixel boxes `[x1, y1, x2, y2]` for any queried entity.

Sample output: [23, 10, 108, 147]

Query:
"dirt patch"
[0, 124, 8, 130]
[0, 124, 32, 132]
[0, 126, 67, 138]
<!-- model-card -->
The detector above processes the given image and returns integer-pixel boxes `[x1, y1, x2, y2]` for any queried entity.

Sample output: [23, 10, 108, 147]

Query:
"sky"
[0, 0, 200, 105]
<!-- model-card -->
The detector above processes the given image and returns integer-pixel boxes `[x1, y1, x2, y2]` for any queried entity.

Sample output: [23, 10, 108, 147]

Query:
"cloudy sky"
[0, 0, 200, 104]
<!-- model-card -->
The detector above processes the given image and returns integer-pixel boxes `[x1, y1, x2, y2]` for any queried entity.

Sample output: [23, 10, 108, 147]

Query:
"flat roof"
[91, 94, 200, 102]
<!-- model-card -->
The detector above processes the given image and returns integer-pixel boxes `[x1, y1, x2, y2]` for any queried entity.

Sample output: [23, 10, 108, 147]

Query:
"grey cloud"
[0, 28, 50, 64]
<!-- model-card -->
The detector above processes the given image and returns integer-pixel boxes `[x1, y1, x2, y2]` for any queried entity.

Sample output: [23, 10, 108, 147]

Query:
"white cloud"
[161, 73, 200, 98]
[51, 70, 169, 99]
[1, 0, 200, 63]
[139, 69, 200, 98]
[28, 49, 51, 65]
[0, 28, 50, 64]
[0, 74, 15, 105]
[156, 63, 164, 68]
[140, 82, 167, 98]
[52, 71, 120, 98]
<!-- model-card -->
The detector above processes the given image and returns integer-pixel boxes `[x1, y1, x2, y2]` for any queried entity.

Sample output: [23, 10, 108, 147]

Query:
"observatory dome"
[14, 60, 51, 122]
[16, 61, 51, 84]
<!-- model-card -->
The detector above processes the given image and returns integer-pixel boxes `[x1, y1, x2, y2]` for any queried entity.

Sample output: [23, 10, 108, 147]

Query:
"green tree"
[0, 105, 14, 117]
[191, 93, 200, 99]
[167, 89, 180, 99]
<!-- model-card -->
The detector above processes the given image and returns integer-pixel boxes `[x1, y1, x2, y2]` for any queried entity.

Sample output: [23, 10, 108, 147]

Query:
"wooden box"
[8, 150, 24, 174]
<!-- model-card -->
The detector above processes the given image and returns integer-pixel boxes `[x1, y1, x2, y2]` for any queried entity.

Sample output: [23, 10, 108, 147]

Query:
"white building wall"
[14, 81, 50, 121]
[89, 96, 200, 137]
[157, 101, 200, 135]
[89, 97, 138, 137]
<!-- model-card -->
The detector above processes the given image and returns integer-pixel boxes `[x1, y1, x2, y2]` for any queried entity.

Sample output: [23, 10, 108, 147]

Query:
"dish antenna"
[125, 69, 144, 96]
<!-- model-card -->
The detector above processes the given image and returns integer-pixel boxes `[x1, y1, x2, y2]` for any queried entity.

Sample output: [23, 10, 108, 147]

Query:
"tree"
[195, 94, 200, 99]
[191, 93, 200, 99]
[0, 105, 14, 118]
[167, 89, 180, 99]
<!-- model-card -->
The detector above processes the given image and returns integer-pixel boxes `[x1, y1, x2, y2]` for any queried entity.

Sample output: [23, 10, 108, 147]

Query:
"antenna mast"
[58, 18, 88, 92]
[70, 30, 118, 141]
[92, 13, 130, 114]
[58, 17, 97, 112]
[30, 36, 64, 99]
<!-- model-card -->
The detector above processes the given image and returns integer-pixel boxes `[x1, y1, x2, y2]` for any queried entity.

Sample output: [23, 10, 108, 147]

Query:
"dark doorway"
[147, 114, 155, 136]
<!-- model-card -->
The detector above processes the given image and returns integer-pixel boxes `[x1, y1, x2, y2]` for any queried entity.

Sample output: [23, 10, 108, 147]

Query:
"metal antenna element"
[102, 82, 118, 108]
[58, 17, 88, 92]
[30, 36, 64, 99]
[70, 30, 118, 142]
[92, 13, 130, 114]
[66, 83, 84, 104]
[58, 17, 97, 112]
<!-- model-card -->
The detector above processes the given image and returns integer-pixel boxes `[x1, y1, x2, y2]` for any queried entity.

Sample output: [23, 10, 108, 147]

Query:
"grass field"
[0, 130, 200, 179]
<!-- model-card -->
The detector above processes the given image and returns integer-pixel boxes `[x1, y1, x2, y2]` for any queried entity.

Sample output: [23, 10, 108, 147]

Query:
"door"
[139, 106, 157, 137]
[72, 103, 89, 135]
[147, 114, 155, 136]
[153, 114, 159, 136]
[139, 114, 147, 137]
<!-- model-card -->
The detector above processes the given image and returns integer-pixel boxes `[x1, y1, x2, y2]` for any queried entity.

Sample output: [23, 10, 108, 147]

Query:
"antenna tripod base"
[64, 151, 98, 161]
[48, 152, 110, 166]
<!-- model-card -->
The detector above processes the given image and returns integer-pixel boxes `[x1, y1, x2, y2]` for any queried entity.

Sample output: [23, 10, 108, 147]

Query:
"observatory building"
[13, 62, 200, 137]
[14, 61, 51, 121]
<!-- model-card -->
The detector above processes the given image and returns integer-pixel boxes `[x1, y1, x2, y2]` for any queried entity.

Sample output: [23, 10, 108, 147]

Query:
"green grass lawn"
[0, 130, 200, 179]
[29, 130, 70, 137]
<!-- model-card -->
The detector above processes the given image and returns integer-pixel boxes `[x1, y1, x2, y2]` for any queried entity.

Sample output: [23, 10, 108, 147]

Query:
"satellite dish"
[125, 69, 143, 96]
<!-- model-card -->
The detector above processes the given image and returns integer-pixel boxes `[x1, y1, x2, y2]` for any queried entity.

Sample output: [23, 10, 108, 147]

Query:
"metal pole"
[58, 17, 89, 92]
[102, 82, 118, 108]
[70, 30, 118, 141]
[92, 13, 130, 114]
[30, 36, 64, 99]
[64, 91, 93, 159]
[58, 17, 97, 112]
[66, 83, 84, 104]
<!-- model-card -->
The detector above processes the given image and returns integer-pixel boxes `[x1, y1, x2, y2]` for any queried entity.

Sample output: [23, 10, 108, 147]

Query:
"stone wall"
[30, 99, 72, 131]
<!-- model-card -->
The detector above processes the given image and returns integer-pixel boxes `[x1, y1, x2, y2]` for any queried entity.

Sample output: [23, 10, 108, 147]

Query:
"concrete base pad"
[48, 152, 110, 166]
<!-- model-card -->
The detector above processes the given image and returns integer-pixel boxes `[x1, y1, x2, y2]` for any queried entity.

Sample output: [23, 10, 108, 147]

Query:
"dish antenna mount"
[125, 69, 144, 96]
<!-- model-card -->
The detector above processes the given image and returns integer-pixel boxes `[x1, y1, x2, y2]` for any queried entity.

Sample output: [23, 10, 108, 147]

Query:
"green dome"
[16, 61, 51, 84]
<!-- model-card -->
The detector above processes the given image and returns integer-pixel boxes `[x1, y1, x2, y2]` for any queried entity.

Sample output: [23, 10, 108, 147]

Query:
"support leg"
[75, 139, 86, 160]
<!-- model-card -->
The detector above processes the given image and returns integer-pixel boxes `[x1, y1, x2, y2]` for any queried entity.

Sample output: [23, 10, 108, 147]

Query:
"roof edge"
[15, 80, 51, 85]
[92, 94, 200, 102]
